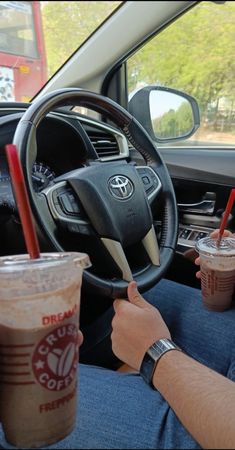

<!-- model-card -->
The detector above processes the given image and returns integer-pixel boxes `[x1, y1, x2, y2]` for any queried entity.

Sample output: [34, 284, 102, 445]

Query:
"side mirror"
[128, 86, 200, 143]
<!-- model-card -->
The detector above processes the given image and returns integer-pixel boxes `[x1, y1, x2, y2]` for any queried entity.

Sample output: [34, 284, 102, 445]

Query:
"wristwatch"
[140, 338, 181, 388]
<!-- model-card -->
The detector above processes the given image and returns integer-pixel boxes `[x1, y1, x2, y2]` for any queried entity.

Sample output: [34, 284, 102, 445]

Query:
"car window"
[0, 1, 121, 103]
[127, 1, 235, 148]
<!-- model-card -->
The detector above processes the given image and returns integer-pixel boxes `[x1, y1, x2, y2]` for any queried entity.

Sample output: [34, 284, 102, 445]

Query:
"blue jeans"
[1, 279, 235, 449]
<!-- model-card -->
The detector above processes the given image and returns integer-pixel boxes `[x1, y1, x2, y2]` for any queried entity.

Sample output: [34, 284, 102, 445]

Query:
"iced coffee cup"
[195, 237, 235, 311]
[0, 251, 90, 448]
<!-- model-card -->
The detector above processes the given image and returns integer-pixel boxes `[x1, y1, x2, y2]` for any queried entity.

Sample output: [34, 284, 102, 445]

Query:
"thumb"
[127, 281, 150, 309]
[78, 330, 84, 347]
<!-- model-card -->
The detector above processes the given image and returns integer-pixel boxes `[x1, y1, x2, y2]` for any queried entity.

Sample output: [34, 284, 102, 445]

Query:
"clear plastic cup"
[0, 252, 90, 448]
[195, 237, 235, 311]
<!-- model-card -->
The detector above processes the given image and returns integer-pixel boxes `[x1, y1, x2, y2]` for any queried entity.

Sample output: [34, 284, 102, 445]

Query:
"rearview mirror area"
[129, 86, 200, 143]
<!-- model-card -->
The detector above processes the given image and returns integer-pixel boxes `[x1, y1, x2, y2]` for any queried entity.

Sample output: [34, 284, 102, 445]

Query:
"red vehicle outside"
[0, 1, 47, 102]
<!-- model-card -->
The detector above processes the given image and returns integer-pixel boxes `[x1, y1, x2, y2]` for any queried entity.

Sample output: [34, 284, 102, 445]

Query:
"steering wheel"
[12, 88, 178, 298]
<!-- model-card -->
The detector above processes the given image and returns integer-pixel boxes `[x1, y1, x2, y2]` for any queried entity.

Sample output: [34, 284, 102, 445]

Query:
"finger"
[127, 281, 150, 309]
[196, 270, 201, 279]
[210, 229, 220, 238]
[210, 229, 232, 238]
[113, 298, 127, 313]
[195, 257, 200, 266]
[184, 248, 198, 263]
[78, 330, 84, 347]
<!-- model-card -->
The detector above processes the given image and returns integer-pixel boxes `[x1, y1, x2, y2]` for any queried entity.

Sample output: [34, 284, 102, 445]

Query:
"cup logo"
[32, 323, 78, 391]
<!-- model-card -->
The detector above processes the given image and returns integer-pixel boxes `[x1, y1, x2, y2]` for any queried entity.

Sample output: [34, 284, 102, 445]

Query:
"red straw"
[5, 144, 40, 259]
[217, 188, 235, 247]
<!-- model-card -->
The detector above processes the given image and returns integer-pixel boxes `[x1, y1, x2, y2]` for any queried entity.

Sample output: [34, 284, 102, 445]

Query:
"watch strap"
[140, 338, 181, 387]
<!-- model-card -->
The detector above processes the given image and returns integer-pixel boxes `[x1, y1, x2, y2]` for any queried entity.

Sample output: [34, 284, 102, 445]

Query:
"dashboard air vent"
[88, 130, 120, 158]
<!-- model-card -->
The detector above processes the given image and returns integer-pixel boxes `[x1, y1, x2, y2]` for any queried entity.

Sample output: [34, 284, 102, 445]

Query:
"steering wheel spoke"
[101, 238, 133, 282]
[142, 225, 160, 266]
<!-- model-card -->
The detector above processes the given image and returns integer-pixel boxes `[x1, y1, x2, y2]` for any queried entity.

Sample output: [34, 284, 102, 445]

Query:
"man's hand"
[111, 281, 171, 371]
[195, 229, 233, 278]
[78, 330, 84, 348]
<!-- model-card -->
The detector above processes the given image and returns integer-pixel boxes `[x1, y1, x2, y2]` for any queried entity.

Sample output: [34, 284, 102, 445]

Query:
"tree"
[128, 1, 235, 129]
[153, 102, 193, 139]
[41, 1, 121, 77]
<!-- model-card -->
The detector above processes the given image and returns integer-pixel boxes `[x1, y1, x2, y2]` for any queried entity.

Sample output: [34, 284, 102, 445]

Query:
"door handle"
[178, 192, 216, 215]
[178, 199, 215, 215]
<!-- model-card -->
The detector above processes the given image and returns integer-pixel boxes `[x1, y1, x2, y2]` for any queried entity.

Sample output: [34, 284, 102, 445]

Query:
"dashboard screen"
[0, 155, 56, 209]
[0, 156, 15, 207]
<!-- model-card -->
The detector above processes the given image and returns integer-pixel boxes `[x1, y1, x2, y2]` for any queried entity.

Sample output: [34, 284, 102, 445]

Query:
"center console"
[177, 224, 212, 254]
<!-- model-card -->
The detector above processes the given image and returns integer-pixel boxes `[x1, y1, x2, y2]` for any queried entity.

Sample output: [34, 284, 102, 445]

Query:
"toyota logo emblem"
[108, 175, 134, 200]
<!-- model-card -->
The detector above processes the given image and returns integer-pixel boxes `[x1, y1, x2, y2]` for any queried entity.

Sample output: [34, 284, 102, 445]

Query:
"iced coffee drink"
[196, 237, 235, 311]
[0, 252, 90, 448]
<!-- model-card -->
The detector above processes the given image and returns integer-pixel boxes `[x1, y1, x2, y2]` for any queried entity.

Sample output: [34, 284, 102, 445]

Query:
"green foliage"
[128, 1, 235, 129]
[40, 1, 235, 135]
[153, 102, 194, 139]
[41, 1, 121, 77]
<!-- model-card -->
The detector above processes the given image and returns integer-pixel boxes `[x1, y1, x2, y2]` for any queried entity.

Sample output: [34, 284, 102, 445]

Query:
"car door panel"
[159, 147, 235, 288]
[161, 148, 235, 185]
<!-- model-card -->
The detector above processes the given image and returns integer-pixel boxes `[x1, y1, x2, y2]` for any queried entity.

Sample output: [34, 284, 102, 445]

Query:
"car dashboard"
[0, 104, 213, 264]
[0, 107, 128, 211]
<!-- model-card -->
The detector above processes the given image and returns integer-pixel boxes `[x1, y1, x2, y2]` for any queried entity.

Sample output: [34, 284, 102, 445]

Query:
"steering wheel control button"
[58, 193, 80, 215]
[142, 176, 150, 185]
[67, 222, 93, 235]
[59, 194, 74, 214]
[67, 223, 81, 233]
[68, 193, 80, 213]
[44, 182, 90, 231]
[108, 175, 134, 200]
[136, 166, 161, 201]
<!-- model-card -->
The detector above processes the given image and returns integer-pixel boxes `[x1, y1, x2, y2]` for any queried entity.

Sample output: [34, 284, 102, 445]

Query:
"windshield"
[0, 1, 121, 103]
[0, 1, 37, 58]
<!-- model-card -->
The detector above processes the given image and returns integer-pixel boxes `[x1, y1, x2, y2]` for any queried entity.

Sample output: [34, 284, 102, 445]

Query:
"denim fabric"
[144, 279, 235, 377]
[1, 279, 235, 449]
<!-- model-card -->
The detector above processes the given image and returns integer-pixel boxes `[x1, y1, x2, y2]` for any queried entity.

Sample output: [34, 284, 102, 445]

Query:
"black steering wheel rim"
[12, 88, 178, 298]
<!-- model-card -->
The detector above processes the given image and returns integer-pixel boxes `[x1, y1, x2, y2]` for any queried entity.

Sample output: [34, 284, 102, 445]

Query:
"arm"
[112, 282, 235, 450]
[154, 348, 235, 449]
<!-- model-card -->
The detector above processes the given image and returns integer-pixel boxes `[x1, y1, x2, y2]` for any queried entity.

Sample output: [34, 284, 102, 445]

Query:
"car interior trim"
[136, 166, 162, 201]
[53, 111, 130, 161]
[43, 181, 89, 225]
[101, 237, 133, 282]
[142, 225, 160, 266]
